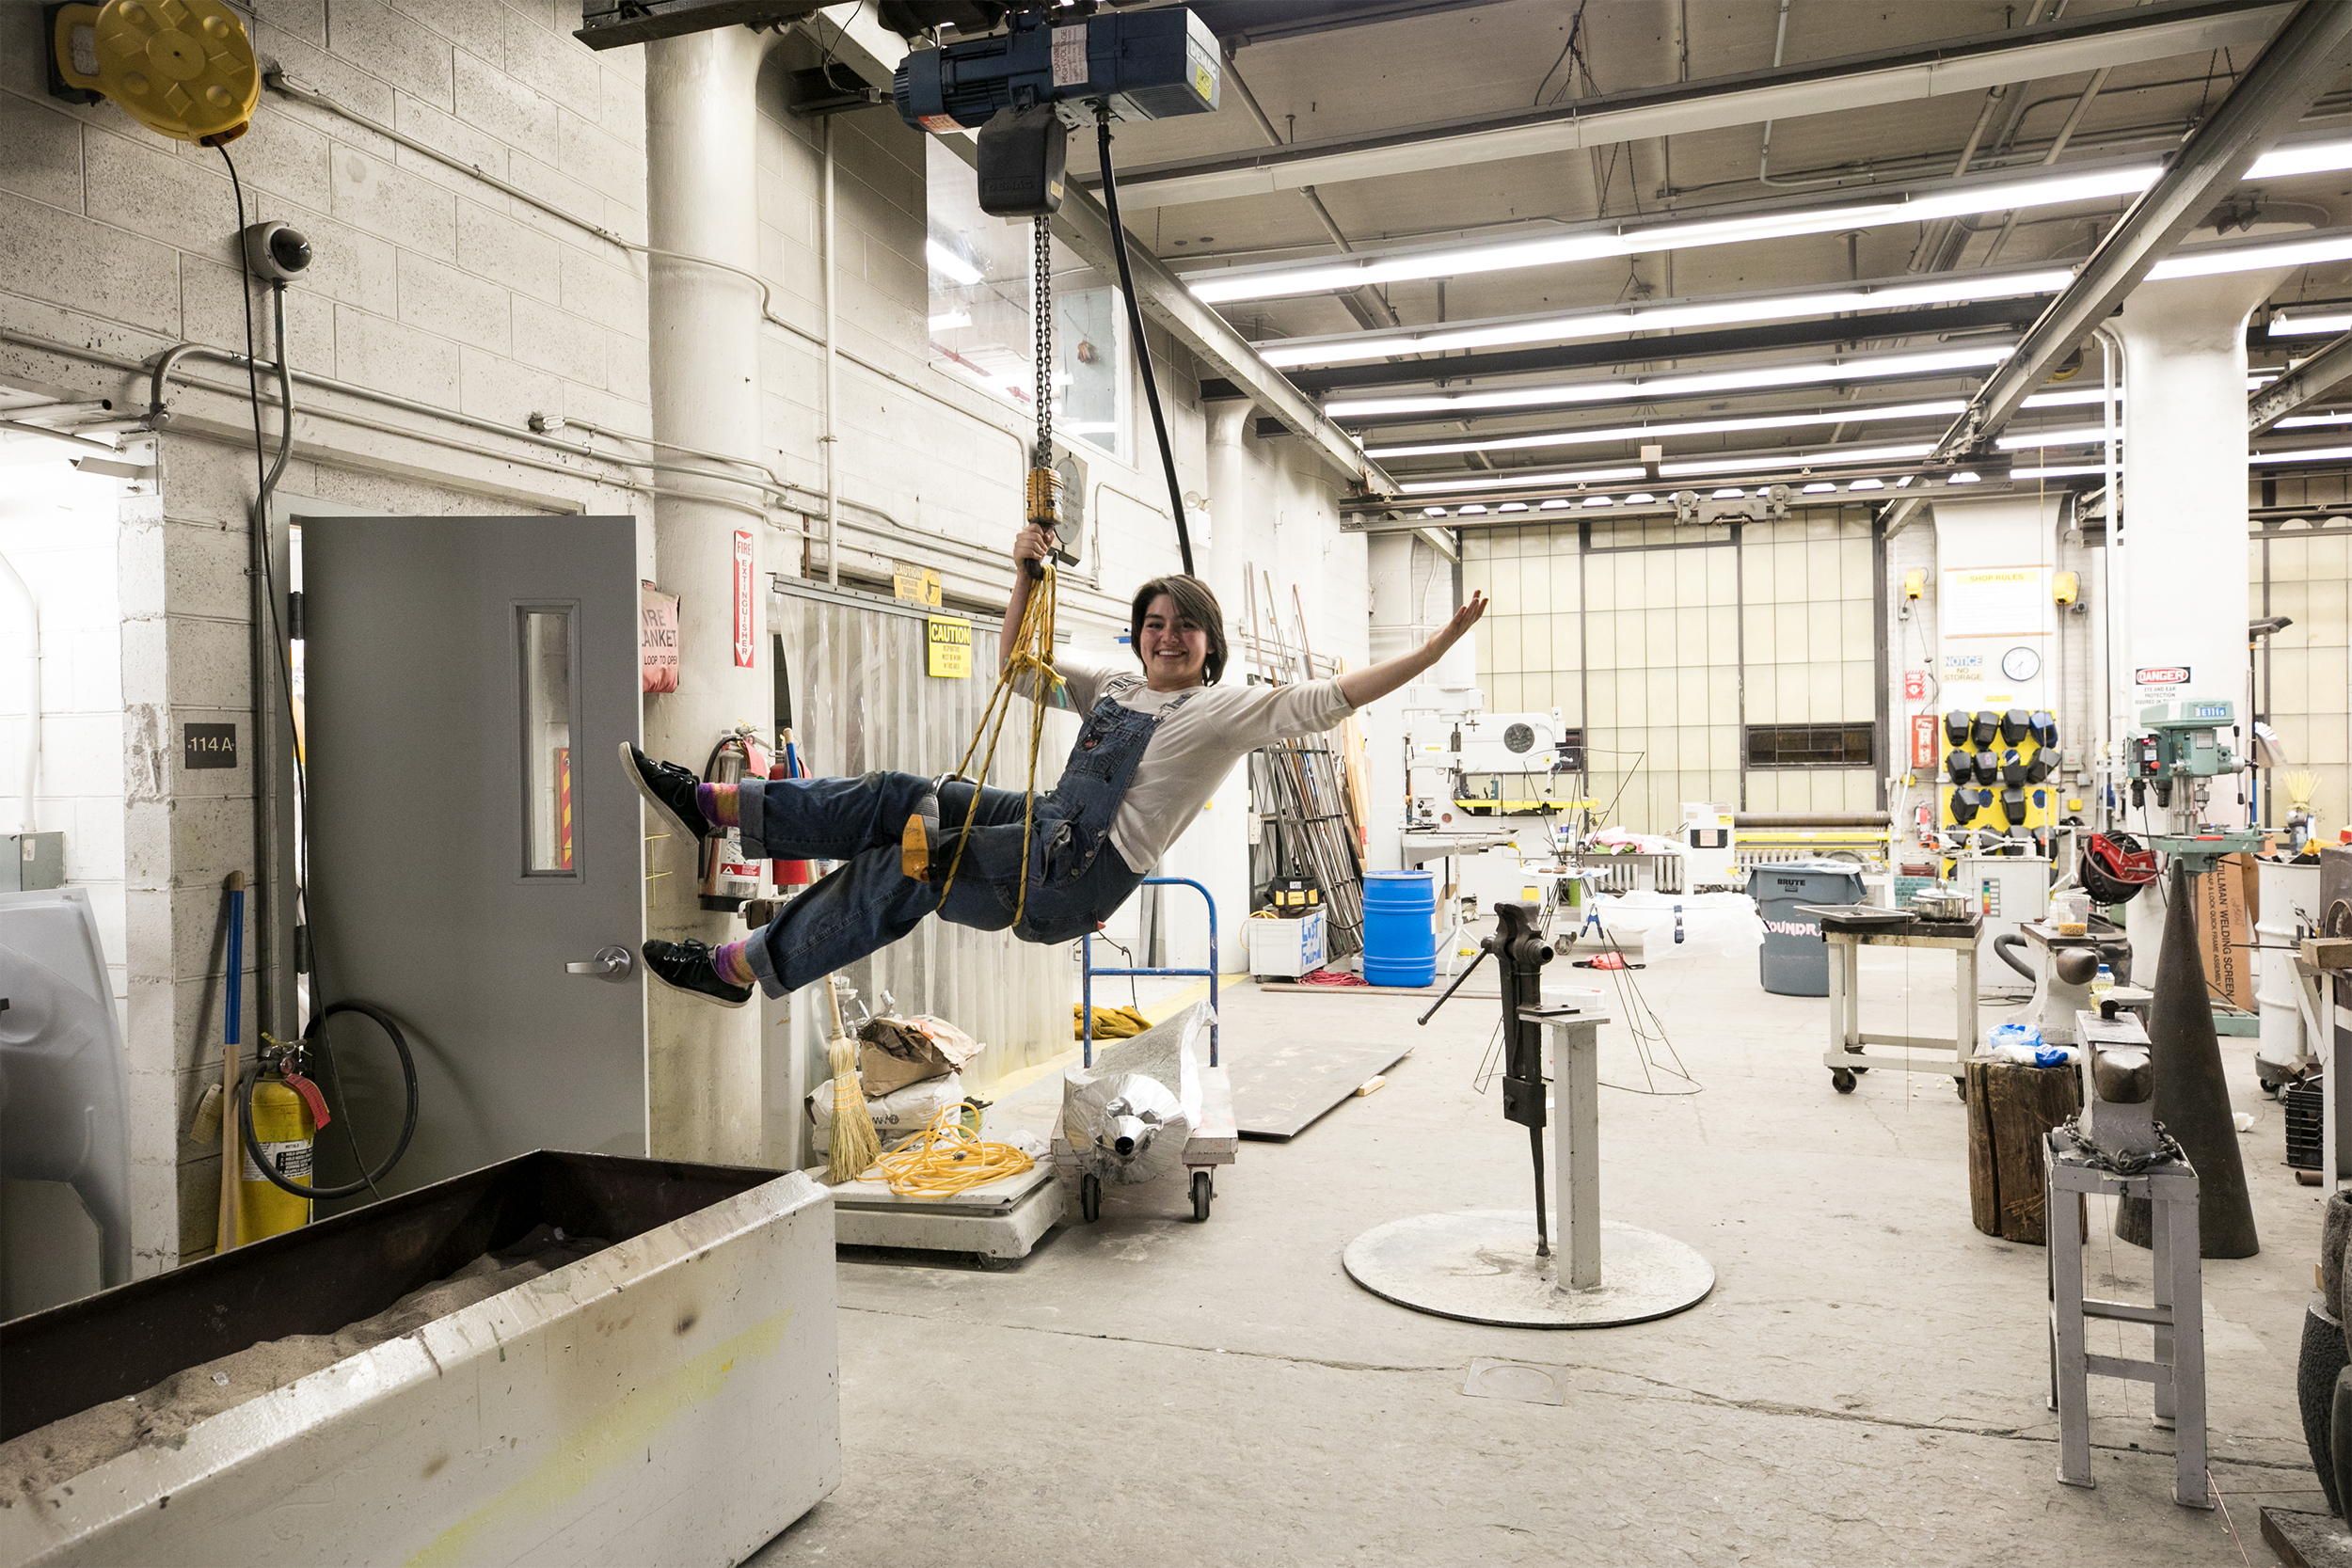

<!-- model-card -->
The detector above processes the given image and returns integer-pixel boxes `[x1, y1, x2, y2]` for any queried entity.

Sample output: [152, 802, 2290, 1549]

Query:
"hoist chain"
[1032, 214, 1054, 468]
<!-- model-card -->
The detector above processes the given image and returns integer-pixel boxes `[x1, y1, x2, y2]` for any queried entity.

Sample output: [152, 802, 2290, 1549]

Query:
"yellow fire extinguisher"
[231, 1070, 318, 1242]
[699, 725, 770, 912]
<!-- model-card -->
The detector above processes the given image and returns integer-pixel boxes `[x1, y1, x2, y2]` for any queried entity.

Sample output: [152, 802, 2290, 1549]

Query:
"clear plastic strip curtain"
[771, 582, 1077, 1093]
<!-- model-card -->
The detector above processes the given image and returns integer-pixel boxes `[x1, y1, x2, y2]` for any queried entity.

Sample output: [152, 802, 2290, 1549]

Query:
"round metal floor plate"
[1343, 1210, 1715, 1328]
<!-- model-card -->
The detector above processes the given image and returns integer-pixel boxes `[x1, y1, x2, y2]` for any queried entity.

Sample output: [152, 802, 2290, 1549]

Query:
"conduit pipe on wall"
[823, 113, 840, 588]
[0, 551, 38, 834]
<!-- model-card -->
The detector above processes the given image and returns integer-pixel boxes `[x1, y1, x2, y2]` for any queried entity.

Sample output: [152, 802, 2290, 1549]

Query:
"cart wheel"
[1190, 1170, 1213, 1223]
[1955, 1078, 1969, 1101]
[1080, 1173, 1102, 1224]
[1831, 1068, 1857, 1094]
[974, 1253, 1015, 1272]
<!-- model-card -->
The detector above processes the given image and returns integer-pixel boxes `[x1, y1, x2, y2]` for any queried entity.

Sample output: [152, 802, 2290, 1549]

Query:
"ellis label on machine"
[927, 616, 972, 678]
[732, 531, 755, 669]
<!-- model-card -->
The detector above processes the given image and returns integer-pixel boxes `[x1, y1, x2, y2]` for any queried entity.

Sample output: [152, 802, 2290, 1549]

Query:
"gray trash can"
[1747, 860, 1867, 996]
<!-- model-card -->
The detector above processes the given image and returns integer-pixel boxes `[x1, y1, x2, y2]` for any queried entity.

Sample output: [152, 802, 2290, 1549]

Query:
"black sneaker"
[620, 742, 709, 845]
[641, 939, 754, 1007]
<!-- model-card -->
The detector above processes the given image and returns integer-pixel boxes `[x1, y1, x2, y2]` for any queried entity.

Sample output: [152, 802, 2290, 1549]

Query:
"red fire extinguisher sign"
[732, 531, 755, 669]
[1910, 714, 1938, 768]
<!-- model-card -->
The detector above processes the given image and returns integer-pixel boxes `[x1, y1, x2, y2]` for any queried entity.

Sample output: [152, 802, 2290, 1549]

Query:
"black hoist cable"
[1094, 104, 1194, 577]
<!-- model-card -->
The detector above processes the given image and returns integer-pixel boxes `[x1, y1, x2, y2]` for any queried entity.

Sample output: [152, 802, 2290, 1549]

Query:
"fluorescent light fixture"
[1583, 495, 1613, 506]
[2149, 230, 2352, 281]
[1399, 464, 1646, 496]
[929, 309, 971, 331]
[926, 239, 982, 285]
[1802, 482, 1837, 493]
[1539, 499, 1572, 509]
[2270, 311, 2352, 338]
[1422, 506, 1448, 517]
[1662, 442, 1935, 479]
[1328, 345, 2013, 420]
[1254, 268, 2072, 370]
[2251, 445, 2352, 465]
[1361, 386, 2111, 461]
[1711, 487, 1745, 499]
[2010, 464, 2105, 479]
[1459, 504, 1489, 515]
[1849, 478, 1885, 490]
[2246, 138, 2352, 181]
[1186, 167, 2156, 305]
[1499, 501, 1529, 512]
[2278, 411, 2352, 428]
[1994, 424, 2112, 450]
[1952, 471, 1982, 483]
[1625, 492, 1655, 504]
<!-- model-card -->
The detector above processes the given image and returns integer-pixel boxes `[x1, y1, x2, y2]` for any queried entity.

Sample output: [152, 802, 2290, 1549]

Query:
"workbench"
[1818, 911, 1984, 1096]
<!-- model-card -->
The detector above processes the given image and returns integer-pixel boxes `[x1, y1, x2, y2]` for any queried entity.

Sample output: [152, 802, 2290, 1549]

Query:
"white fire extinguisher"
[699, 725, 770, 912]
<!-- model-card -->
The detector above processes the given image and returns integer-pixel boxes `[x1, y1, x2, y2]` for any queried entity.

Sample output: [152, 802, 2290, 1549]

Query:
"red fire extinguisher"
[699, 725, 769, 912]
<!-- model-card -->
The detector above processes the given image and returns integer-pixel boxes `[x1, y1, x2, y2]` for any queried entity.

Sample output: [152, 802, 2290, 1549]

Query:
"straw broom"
[823, 972, 880, 1183]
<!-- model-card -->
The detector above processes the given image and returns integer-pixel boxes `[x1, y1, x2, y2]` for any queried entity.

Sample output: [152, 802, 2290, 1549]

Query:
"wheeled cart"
[1053, 1061, 1236, 1223]
[1814, 910, 1983, 1097]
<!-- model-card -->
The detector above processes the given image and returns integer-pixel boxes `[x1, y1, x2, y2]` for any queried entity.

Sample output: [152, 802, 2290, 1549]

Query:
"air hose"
[240, 1000, 419, 1200]
[1993, 932, 2036, 981]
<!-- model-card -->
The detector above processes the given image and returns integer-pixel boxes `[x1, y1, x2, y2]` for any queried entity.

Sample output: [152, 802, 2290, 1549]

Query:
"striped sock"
[697, 782, 740, 828]
[711, 939, 755, 988]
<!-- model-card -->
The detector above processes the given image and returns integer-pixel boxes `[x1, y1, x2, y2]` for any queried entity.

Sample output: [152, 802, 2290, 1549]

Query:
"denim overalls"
[737, 686, 1189, 998]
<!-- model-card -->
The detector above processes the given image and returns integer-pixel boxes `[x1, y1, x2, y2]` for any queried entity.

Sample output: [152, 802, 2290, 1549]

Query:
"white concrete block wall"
[2, 0, 656, 1266]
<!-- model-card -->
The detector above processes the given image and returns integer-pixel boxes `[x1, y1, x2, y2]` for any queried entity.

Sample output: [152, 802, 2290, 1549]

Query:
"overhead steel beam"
[2249, 329, 2352, 433]
[802, 4, 1394, 493]
[1938, 0, 2352, 456]
[1086, 0, 2288, 211]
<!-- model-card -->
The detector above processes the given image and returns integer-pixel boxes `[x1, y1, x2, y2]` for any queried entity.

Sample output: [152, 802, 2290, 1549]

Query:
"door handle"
[566, 944, 634, 979]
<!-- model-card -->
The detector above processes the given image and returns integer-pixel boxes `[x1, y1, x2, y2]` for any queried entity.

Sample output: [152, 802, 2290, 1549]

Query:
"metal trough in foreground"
[1, 1151, 836, 1567]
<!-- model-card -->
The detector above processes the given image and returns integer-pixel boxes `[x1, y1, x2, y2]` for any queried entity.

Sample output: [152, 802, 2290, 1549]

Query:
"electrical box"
[5, 832, 65, 892]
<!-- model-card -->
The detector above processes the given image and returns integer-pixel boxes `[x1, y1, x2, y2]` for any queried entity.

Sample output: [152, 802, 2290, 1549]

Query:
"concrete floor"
[750, 939, 2327, 1566]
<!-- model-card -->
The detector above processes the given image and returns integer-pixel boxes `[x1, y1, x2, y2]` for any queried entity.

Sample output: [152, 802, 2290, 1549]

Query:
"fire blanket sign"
[927, 616, 972, 678]
[1902, 669, 1926, 701]
[732, 531, 755, 669]
[641, 581, 679, 693]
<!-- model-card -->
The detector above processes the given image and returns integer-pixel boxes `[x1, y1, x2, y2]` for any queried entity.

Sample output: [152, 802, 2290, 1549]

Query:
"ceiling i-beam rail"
[807, 2, 1396, 493]
[2249, 330, 2352, 434]
[1085, 0, 2288, 211]
[1938, 0, 2352, 459]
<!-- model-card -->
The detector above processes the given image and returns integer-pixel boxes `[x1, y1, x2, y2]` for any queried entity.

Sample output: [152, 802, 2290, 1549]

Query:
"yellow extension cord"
[856, 1103, 1036, 1197]
[937, 559, 1064, 927]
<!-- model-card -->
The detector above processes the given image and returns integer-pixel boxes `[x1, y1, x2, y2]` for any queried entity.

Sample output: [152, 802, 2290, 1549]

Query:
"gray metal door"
[301, 515, 644, 1201]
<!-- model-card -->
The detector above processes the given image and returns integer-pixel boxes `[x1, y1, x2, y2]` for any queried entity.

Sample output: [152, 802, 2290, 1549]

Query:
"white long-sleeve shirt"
[1027, 650, 1356, 872]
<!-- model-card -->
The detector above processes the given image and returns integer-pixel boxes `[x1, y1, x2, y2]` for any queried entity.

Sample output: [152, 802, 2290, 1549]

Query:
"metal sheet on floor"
[1230, 1037, 1412, 1141]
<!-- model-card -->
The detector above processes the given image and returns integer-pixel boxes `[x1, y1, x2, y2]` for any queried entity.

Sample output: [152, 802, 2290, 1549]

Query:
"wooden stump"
[1965, 1057, 2083, 1245]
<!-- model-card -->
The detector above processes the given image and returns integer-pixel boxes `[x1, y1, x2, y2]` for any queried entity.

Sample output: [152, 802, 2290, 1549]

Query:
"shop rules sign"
[641, 581, 679, 693]
[733, 531, 755, 669]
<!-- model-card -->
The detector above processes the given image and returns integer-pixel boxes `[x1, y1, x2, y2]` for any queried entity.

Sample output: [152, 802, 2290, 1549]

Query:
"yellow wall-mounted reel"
[52, 0, 259, 146]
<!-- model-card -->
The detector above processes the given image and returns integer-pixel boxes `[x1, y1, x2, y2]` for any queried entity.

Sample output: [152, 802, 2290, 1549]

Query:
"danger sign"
[2136, 665, 2189, 686]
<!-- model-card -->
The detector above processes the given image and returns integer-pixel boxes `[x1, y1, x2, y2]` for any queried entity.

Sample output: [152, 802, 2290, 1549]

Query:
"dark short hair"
[1128, 575, 1228, 686]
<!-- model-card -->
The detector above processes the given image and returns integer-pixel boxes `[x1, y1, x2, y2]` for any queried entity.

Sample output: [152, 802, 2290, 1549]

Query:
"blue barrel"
[1361, 870, 1438, 987]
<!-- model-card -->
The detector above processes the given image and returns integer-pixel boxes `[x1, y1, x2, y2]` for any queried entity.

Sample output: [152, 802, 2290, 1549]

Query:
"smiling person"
[625, 523, 1487, 1006]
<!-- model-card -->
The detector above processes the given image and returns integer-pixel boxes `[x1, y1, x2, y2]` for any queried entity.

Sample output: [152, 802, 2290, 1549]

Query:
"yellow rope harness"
[856, 1102, 1037, 1197]
[935, 559, 1063, 927]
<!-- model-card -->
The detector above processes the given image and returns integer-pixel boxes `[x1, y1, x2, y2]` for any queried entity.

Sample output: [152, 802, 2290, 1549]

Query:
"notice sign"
[732, 531, 755, 669]
[641, 581, 679, 693]
[1942, 565, 2047, 639]
[926, 616, 972, 679]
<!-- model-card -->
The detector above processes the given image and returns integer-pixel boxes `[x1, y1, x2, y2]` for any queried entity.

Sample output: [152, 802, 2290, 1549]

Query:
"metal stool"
[2042, 1006, 2210, 1509]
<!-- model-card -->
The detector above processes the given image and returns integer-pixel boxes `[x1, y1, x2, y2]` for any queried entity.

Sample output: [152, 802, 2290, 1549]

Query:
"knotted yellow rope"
[936, 559, 1063, 927]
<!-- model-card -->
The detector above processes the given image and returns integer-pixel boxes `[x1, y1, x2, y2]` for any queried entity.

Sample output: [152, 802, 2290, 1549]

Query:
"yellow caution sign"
[927, 615, 972, 678]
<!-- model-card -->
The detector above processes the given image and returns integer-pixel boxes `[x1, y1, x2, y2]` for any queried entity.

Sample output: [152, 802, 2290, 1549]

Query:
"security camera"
[242, 222, 313, 282]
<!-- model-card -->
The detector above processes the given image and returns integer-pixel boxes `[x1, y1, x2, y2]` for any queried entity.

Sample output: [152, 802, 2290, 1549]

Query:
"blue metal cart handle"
[1080, 876, 1218, 1068]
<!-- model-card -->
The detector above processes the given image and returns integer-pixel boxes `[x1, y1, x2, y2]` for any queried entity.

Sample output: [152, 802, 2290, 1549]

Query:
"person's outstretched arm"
[1000, 524, 1052, 673]
[1336, 593, 1488, 710]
